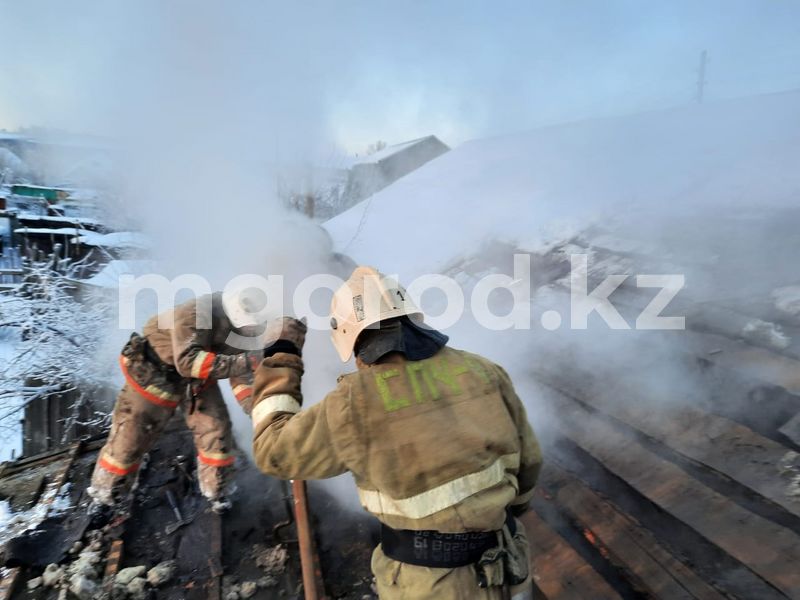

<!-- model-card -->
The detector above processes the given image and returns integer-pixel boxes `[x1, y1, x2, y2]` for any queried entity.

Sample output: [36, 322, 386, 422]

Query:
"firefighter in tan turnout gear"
[88, 288, 271, 514]
[247, 266, 542, 599]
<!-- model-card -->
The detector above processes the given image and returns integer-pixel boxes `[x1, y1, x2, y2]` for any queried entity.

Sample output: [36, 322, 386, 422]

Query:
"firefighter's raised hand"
[263, 316, 307, 357]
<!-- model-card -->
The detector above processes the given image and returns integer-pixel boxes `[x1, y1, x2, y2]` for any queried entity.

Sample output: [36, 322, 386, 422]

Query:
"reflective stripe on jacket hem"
[119, 356, 180, 408]
[98, 454, 140, 476]
[252, 394, 301, 429]
[358, 453, 520, 519]
[198, 450, 236, 467]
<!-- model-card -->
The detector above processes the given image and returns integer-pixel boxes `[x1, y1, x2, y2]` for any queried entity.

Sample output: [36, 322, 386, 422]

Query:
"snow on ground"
[324, 91, 800, 278]
[79, 260, 158, 288]
[0, 479, 74, 545]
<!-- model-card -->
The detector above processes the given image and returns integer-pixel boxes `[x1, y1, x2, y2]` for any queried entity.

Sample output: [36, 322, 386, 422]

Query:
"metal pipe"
[291, 479, 326, 600]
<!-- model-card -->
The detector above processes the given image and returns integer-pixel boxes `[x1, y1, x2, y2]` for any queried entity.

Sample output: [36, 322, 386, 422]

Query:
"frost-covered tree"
[0, 255, 113, 447]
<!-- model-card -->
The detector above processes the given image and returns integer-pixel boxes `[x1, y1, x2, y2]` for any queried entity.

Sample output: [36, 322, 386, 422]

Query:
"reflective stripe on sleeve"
[357, 453, 520, 520]
[191, 350, 216, 379]
[252, 394, 301, 429]
[233, 384, 253, 402]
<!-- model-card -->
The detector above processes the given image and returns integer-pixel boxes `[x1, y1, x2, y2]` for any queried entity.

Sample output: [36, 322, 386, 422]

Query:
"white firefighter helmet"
[329, 266, 421, 362]
[222, 284, 272, 329]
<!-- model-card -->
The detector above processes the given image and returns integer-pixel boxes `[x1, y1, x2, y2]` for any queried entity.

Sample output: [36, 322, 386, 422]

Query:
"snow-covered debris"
[115, 565, 146, 586]
[773, 285, 800, 317]
[147, 560, 176, 587]
[42, 563, 64, 587]
[69, 574, 97, 600]
[26, 576, 42, 590]
[252, 543, 288, 575]
[741, 319, 791, 350]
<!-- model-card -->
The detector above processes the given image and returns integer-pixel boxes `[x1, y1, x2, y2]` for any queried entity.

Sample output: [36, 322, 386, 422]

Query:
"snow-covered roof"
[14, 227, 77, 236]
[74, 231, 151, 249]
[16, 213, 101, 227]
[11, 184, 68, 192]
[80, 260, 158, 288]
[324, 91, 800, 277]
[344, 136, 444, 168]
[13, 228, 150, 249]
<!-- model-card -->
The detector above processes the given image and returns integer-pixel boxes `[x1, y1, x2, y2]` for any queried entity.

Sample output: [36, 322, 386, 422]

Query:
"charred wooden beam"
[521, 509, 622, 600]
[535, 366, 800, 521]
[545, 388, 800, 598]
[100, 539, 124, 597]
[0, 568, 21, 600]
[542, 463, 727, 600]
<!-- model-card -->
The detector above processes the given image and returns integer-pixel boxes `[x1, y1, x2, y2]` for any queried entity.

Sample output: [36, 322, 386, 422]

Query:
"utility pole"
[696, 50, 708, 104]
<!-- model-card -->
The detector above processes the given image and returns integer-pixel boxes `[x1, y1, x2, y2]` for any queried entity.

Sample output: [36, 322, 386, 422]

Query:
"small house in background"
[279, 135, 450, 220]
[345, 135, 450, 206]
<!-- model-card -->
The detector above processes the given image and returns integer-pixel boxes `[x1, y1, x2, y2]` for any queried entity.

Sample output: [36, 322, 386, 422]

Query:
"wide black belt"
[380, 510, 516, 568]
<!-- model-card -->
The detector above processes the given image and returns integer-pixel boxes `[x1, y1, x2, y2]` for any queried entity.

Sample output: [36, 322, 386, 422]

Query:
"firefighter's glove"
[253, 352, 305, 407]
[263, 317, 307, 357]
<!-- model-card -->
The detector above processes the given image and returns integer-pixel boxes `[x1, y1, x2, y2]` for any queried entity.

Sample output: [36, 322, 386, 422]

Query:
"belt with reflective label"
[380, 510, 515, 568]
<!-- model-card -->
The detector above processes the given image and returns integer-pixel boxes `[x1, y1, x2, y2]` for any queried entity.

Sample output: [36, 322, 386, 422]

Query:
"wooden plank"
[521, 509, 622, 600]
[0, 435, 105, 477]
[536, 367, 800, 519]
[206, 510, 222, 600]
[101, 539, 124, 596]
[682, 330, 800, 395]
[40, 440, 82, 509]
[546, 389, 800, 598]
[544, 464, 727, 600]
[0, 568, 21, 600]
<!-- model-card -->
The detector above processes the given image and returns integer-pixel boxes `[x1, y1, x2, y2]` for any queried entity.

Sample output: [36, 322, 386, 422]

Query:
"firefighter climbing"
[88, 286, 276, 514]
[248, 266, 543, 600]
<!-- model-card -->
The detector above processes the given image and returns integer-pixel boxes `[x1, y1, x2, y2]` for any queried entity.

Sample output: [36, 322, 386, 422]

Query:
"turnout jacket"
[120, 293, 255, 408]
[251, 346, 542, 532]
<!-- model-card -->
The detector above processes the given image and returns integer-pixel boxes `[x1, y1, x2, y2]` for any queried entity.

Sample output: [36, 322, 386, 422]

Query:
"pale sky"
[0, 1, 798, 155]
